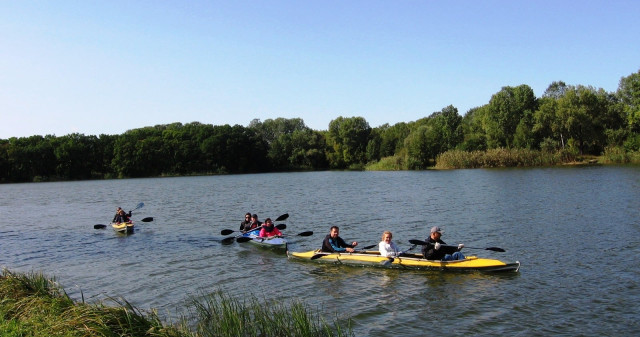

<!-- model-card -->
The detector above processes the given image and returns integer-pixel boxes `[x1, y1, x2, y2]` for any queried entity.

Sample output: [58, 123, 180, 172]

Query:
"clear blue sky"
[1, 0, 639, 138]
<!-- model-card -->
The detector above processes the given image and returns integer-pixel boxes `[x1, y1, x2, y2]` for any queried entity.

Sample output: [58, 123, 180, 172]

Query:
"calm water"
[1, 167, 640, 336]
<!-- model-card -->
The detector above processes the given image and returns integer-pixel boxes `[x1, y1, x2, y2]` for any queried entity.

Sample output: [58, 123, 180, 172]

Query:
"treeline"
[1, 69, 639, 183]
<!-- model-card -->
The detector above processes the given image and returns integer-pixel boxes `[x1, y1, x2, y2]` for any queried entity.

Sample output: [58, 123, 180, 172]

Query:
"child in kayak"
[379, 231, 401, 257]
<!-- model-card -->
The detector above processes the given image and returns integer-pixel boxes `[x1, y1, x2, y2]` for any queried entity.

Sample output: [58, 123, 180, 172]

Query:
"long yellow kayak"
[287, 250, 520, 272]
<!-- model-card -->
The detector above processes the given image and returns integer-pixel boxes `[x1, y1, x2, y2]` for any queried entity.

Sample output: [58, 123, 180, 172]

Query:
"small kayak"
[241, 231, 287, 250]
[111, 222, 134, 234]
[287, 250, 520, 272]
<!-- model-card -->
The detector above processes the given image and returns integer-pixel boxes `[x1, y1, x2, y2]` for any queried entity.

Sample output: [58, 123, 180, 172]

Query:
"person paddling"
[239, 212, 252, 232]
[321, 226, 358, 253]
[258, 218, 283, 238]
[422, 226, 465, 261]
[112, 207, 131, 224]
[245, 214, 262, 233]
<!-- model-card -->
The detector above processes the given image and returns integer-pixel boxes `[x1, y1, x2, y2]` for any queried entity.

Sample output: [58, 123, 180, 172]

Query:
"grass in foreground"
[0, 269, 352, 337]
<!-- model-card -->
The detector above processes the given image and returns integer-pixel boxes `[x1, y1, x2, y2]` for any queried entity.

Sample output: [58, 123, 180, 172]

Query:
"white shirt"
[379, 240, 400, 257]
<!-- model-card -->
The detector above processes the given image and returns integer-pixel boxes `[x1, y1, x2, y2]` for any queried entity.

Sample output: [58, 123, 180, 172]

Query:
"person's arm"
[330, 238, 347, 252]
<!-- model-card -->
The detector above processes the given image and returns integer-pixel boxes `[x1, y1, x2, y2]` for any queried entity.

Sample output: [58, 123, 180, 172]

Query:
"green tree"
[617, 70, 640, 133]
[458, 106, 488, 151]
[555, 85, 616, 154]
[484, 85, 537, 148]
[404, 125, 438, 169]
[429, 105, 463, 152]
[326, 117, 372, 169]
[51, 133, 97, 180]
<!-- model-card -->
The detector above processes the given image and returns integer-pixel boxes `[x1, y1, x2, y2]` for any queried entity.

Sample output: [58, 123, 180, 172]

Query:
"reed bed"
[189, 291, 351, 337]
[0, 269, 351, 337]
[602, 146, 640, 164]
[434, 148, 578, 169]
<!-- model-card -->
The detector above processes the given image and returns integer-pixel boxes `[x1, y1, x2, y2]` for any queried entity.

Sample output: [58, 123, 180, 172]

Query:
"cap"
[430, 226, 443, 234]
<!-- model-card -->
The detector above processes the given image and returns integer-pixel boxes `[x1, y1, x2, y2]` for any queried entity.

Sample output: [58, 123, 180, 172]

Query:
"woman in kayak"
[321, 226, 358, 253]
[258, 218, 282, 237]
[379, 231, 401, 257]
[422, 226, 465, 261]
[239, 212, 252, 232]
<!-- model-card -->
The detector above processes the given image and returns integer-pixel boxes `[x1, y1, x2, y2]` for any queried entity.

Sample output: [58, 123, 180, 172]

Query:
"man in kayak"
[239, 212, 252, 232]
[321, 226, 358, 253]
[258, 218, 283, 237]
[422, 226, 465, 261]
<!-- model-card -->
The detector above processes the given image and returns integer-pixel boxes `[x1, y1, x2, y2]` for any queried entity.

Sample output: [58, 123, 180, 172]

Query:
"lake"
[1, 166, 640, 336]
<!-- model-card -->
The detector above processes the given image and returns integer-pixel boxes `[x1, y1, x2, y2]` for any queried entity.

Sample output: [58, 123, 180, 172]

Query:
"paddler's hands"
[458, 243, 464, 250]
[434, 242, 441, 250]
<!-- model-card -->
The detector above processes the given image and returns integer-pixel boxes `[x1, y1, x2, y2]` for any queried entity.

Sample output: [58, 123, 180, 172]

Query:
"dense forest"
[1, 70, 639, 183]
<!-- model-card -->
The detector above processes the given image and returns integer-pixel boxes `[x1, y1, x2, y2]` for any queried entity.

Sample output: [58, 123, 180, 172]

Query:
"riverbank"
[0, 269, 352, 337]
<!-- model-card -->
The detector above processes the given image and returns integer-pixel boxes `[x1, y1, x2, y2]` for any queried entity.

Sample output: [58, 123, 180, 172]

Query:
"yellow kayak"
[287, 250, 520, 272]
[111, 222, 134, 234]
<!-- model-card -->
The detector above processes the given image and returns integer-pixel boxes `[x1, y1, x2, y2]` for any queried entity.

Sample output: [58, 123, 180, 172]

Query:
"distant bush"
[366, 155, 406, 170]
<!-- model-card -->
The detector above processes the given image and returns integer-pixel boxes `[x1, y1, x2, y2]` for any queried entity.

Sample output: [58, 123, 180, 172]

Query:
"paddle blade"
[236, 236, 252, 243]
[141, 217, 153, 222]
[486, 247, 506, 252]
[94, 224, 107, 229]
[221, 229, 234, 235]
[409, 239, 427, 246]
[275, 213, 289, 221]
[310, 253, 328, 260]
[133, 202, 144, 211]
[297, 231, 313, 237]
[221, 236, 236, 245]
[276, 224, 287, 230]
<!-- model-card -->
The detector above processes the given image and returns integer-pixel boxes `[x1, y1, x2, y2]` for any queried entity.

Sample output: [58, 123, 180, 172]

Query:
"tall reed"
[189, 291, 352, 337]
[1, 269, 352, 337]
[435, 148, 578, 169]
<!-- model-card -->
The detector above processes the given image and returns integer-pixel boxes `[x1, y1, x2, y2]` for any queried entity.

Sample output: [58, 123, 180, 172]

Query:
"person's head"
[381, 231, 392, 242]
[245, 212, 251, 221]
[430, 226, 443, 239]
[251, 214, 258, 222]
[264, 218, 273, 227]
[329, 226, 340, 238]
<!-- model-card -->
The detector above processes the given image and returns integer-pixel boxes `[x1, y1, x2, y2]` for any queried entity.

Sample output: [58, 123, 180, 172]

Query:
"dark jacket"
[239, 220, 251, 231]
[321, 234, 354, 252]
[422, 236, 447, 260]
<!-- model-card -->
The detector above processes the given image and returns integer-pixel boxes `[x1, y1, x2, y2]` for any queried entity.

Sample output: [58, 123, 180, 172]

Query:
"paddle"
[408, 239, 506, 252]
[310, 244, 377, 260]
[383, 244, 417, 264]
[94, 203, 145, 229]
[236, 230, 313, 243]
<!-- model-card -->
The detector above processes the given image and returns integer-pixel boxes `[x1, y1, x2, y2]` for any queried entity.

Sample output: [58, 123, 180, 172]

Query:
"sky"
[1, 1, 639, 138]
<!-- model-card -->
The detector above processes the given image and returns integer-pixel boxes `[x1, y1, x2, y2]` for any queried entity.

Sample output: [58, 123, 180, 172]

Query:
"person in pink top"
[258, 218, 282, 238]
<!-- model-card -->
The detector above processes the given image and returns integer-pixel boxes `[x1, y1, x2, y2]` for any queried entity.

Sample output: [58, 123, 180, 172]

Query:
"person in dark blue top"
[321, 226, 358, 253]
